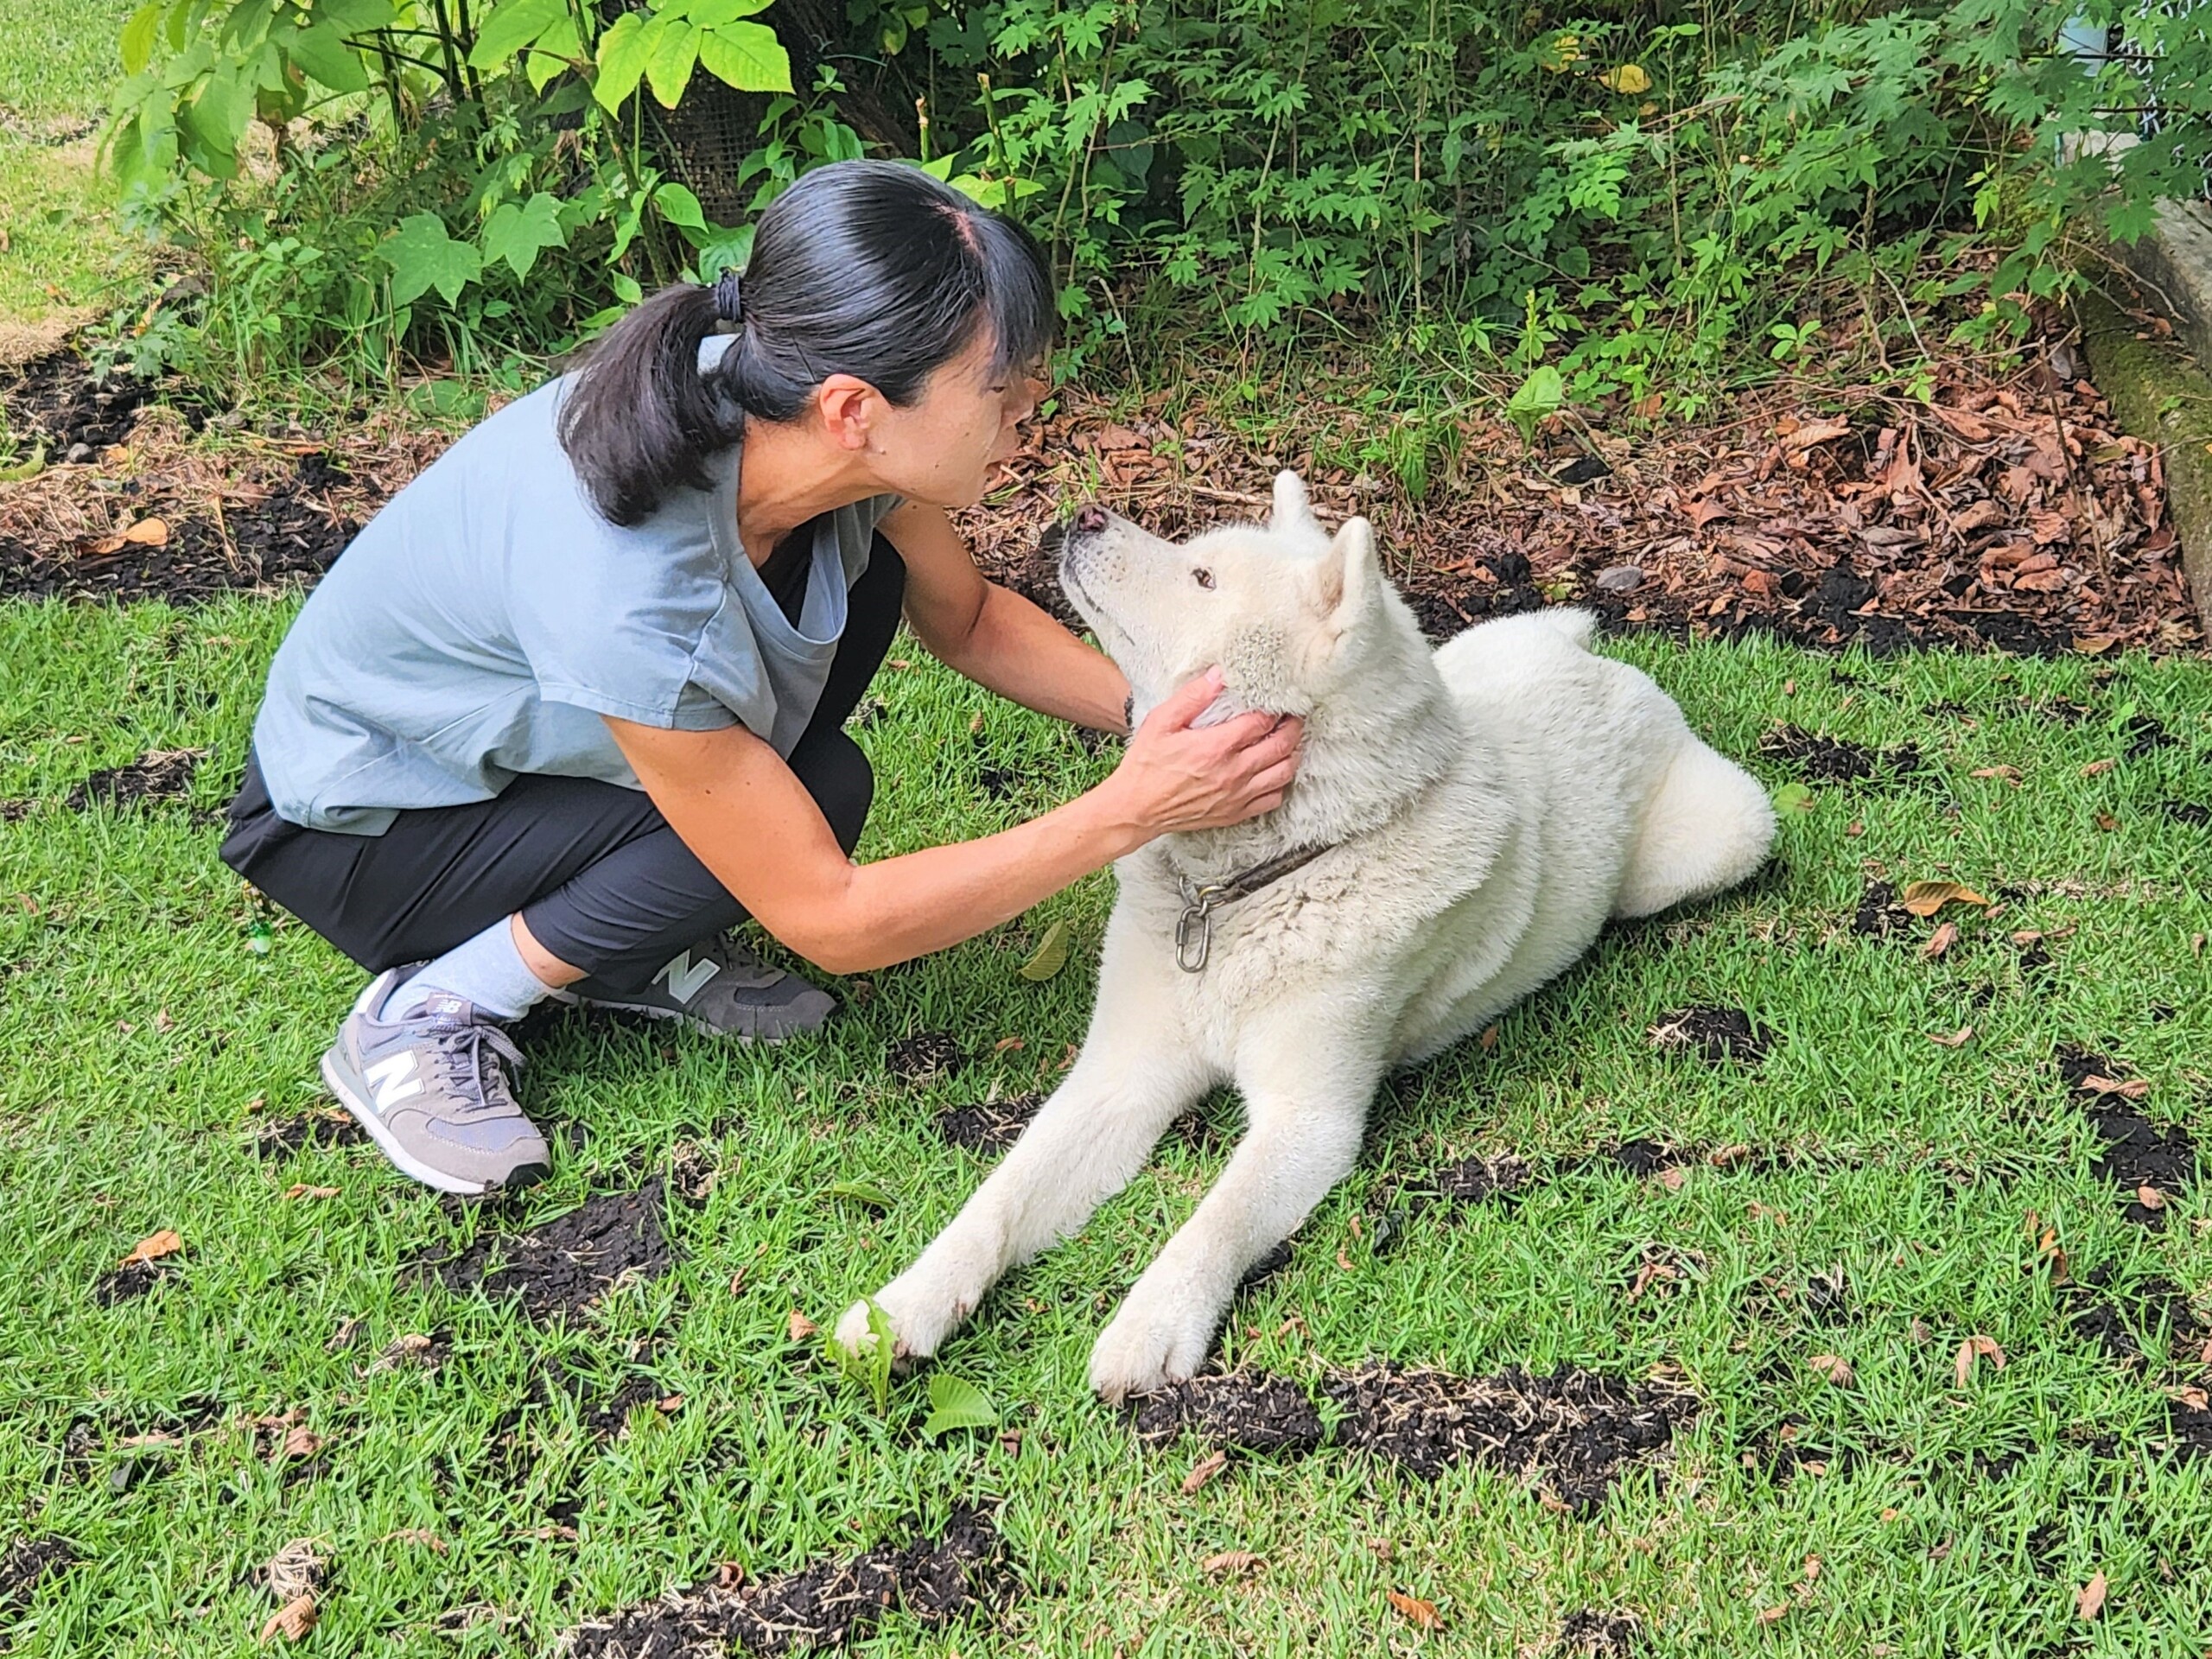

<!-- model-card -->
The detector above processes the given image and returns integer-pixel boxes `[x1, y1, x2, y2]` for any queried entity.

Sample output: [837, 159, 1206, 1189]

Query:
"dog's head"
[1051, 471, 1390, 720]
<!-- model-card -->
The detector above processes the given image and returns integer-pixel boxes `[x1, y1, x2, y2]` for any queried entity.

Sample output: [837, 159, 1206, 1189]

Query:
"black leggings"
[219, 539, 905, 994]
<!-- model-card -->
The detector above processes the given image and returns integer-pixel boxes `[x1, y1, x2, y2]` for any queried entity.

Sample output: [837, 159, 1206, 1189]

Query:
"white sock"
[384, 918, 556, 1022]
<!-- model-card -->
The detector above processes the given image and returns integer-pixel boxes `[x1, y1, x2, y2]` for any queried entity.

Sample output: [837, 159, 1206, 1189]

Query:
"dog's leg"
[837, 969, 1209, 1365]
[1088, 1010, 1382, 1402]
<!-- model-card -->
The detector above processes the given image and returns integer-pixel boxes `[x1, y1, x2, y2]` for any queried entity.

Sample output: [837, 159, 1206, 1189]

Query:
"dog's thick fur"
[837, 474, 1777, 1401]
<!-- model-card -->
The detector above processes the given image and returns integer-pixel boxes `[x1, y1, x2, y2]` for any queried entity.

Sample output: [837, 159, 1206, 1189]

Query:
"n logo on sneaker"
[364, 1052, 423, 1114]
[654, 950, 720, 1004]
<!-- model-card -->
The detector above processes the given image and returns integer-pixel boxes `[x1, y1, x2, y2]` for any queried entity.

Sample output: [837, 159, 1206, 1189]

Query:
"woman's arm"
[886, 499, 1131, 733]
[604, 671, 1297, 976]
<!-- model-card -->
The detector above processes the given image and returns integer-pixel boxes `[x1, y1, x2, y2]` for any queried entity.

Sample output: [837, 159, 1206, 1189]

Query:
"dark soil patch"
[435, 1182, 673, 1321]
[0, 473, 360, 602]
[1853, 880, 1916, 939]
[92, 1258, 176, 1306]
[1370, 1154, 1535, 1252]
[1755, 725, 1922, 785]
[887, 1031, 963, 1084]
[2121, 714, 2176, 758]
[2157, 800, 2211, 827]
[2058, 1046, 2196, 1222]
[933, 1093, 1043, 1155]
[565, 1507, 1012, 1656]
[1237, 1239, 1295, 1292]
[1646, 1006, 1771, 1067]
[0, 349, 150, 454]
[1130, 1363, 1695, 1513]
[1323, 1363, 1697, 1511]
[63, 747, 205, 812]
[1557, 1610, 1643, 1656]
[1128, 1370, 1330, 1456]
[2065, 1268, 2202, 1368]
[976, 763, 1020, 798]
[2167, 1400, 2212, 1461]
[251, 1107, 370, 1159]
[0, 1537, 76, 1648]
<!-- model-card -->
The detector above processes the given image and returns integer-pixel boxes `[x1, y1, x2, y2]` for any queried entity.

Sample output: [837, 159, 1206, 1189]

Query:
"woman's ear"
[815, 374, 878, 451]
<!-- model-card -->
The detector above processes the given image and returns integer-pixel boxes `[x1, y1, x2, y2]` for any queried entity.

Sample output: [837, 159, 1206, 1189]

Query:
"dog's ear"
[1312, 514, 1378, 628]
[1270, 470, 1319, 537]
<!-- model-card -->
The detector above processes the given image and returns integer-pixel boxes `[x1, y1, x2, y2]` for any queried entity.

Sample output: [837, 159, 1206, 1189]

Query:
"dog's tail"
[1535, 607, 1599, 650]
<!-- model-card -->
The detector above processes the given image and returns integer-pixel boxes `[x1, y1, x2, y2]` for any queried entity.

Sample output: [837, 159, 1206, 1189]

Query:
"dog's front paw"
[836, 1260, 982, 1365]
[1088, 1288, 1220, 1404]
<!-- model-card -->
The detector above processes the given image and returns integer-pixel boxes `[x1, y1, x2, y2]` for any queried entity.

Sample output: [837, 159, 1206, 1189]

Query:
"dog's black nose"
[1074, 505, 1108, 534]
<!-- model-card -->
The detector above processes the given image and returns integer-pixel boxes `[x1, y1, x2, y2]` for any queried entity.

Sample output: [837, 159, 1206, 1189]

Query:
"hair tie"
[711, 268, 743, 324]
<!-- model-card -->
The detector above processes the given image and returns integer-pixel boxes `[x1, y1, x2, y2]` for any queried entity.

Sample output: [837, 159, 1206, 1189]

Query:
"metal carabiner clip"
[1175, 879, 1221, 974]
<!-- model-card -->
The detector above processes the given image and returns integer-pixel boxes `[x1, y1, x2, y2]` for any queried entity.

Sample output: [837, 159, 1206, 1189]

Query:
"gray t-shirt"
[251, 335, 901, 835]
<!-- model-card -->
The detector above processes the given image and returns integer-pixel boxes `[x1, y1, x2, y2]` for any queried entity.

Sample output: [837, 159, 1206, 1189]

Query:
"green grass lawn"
[2, 594, 2210, 1656]
[0, 0, 143, 327]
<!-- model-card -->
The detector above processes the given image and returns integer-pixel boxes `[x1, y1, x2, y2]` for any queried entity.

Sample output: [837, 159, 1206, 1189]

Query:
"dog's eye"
[1192, 568, 1215, 589]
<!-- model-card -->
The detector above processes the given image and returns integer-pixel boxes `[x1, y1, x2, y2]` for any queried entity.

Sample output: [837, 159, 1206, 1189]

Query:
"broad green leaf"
[697, 21, 790, 92]
[525, 13, 581, 90]
[1018, 918, 1071, 982]
[593, 10, 651, 111]
[920, 1374, 999, 1441]
[121, 1, 163, 74]
[653, 180, 706, 230]
[1770, 782, 1814, 814]
[645, 19, 699, 106]
[826, 1179, 892, 1211]
[181, 66, 252, 158]
[468, 0, 567, 69]
[378, 212, 483, 307]
[695, 221, 753, 278]
[288, 21, 370, 92]
[479, 191, 567, 278]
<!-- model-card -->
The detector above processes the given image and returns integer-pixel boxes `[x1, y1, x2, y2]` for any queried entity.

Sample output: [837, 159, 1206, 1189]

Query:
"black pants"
[219, 539, 905, 994]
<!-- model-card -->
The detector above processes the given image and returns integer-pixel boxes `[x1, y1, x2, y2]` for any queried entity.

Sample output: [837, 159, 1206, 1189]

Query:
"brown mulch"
[958, 340, 2201, 656]
[2, 318, 2200, 654]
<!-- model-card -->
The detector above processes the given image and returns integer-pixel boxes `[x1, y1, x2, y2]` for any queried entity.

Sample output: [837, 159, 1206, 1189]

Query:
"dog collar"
[1172, 844, 1333, 973]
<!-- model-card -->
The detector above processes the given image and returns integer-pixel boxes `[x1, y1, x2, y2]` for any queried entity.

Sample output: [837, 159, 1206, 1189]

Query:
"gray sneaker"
[321, 968, 551, 1196]
[550, 933, 837, 1040]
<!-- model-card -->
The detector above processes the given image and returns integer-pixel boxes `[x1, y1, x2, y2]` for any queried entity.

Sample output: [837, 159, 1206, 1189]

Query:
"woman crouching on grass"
[221, 158, 1300, 1197]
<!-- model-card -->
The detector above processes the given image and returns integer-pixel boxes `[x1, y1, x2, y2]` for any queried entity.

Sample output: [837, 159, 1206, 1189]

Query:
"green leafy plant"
[826, 1298, 895, 1414]
[920, 1374, 1000, 1441]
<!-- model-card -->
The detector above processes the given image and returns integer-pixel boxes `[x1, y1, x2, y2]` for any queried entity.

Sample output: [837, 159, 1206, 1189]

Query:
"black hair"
[557, 158, 1056, 526]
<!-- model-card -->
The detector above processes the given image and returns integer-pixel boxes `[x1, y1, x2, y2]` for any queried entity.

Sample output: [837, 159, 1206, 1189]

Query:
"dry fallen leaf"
[2079, 1075, 2150, 1100]
[2077, 1571, 2107, 1620]
[275, 1426, 321, 1463]
[1901, 880, 1989, 918]
[283, 1184, 340, 1201]
[1182, 1449, 1229, 1495]
[121, 516, 170, 547]
[259, 1595, 317, 1644]
[2094, 811, 2120, 832]
[383, 1529, 448, 1553]
[1808, 1353, 1854, 1386]
[2136, 1185, 2165, 1211]
[1388, 1590, 1443, 1630]
[1970, 766, 2023, 785]
[119, 1230, 183, 1268]
[786, 1310, 819, 1343]
[265, 1540, 324, 1603]
[1656, 1166, 1688, 1192]
[2080, 759, 2117, 777]
[1201, 1550, 1264, 1577]
[1922, 922, 1960, 960]
[1928, 1026, 1974, 1047]
[1955, 1334, 2006, 1386]
[1757, 1604, 1789, 1624]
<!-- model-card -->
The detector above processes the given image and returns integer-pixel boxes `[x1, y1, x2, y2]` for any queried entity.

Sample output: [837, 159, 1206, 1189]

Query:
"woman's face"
[865, 331, 1041, 509]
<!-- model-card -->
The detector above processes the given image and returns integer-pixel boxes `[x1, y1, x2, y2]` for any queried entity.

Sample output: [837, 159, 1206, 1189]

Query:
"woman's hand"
[1103, 669, 1303, 836]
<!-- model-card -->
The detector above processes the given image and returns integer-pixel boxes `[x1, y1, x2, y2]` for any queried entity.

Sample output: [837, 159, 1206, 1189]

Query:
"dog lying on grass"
[839, 473, 1777, 1401]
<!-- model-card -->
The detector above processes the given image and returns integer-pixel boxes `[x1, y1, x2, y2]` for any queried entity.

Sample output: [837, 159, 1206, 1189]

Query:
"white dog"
[838, 474, 1777, 1402]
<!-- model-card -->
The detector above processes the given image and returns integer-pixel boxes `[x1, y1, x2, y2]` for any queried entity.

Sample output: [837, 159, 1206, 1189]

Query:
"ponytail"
[558, 158, 1055, 527]
[555, 281, 736, 529]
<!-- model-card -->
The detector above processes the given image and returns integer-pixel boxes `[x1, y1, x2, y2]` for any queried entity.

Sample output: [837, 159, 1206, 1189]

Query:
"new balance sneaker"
[321, 968, 551, 1195]
[550, 932, 837, 1040]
